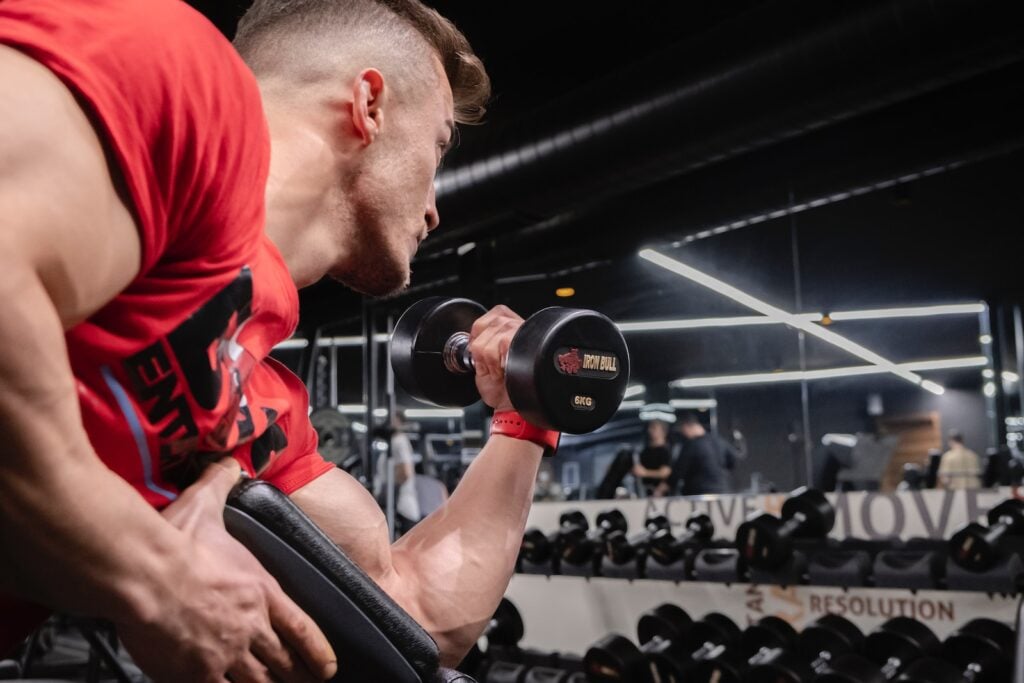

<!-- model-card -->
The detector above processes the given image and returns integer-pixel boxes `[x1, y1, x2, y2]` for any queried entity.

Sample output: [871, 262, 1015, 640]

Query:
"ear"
[351, 68, 385, 146]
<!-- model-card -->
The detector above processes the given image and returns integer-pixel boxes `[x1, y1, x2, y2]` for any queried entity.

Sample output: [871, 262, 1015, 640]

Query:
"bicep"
[0, 46, 140, 328]
[289, 468, 396, 585]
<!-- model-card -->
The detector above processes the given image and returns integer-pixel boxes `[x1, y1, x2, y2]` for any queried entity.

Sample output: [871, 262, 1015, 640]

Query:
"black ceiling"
[190, 0, 1024, 397]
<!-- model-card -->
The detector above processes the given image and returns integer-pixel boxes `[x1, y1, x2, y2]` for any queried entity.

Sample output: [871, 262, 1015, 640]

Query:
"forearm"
[390, 435, 542, 663]
[0, 269, 186, 626]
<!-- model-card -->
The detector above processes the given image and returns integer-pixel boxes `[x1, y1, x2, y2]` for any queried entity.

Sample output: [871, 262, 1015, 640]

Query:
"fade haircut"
[234, 0, 490, 125]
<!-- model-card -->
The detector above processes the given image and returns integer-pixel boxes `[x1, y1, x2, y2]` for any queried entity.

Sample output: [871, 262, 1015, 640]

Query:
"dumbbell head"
[520, 528, 553, 564]
[943, 618, 1014, 683]
[781, 487, 835, 537]
[986, 498, 1024, 529]
[895, 657, 965, 683]
[736, 513, 788, 569]
[647, 612, 739, 681]
[741, 616, 798, 656]
[583, 634, 650, 683]
[486, 599, 525, 648]
[684, 612, 742, 654]
[865, 617, 939, 669]
[505, 307, 630, 434]
[684, 513, 715, 541]
[595, 509, 628, 535]
[636, 604, 693, 649]
[797, 613, 865, 663]
[391, 297, 488, 408]
[559, 510, 589, 532]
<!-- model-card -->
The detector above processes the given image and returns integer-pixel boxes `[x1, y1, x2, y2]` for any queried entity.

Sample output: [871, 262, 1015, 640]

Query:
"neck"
[261, 84, 357, 289]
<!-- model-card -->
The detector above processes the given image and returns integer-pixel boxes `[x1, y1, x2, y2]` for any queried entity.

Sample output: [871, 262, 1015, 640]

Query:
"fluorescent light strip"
[617, 303, 985, 333]
[616, 400, 646, 410]
[670, 356, 985, 390]
[639, 249, 939, 393]
[617, 316, 789, 332]
[624, 384, 646, 398]
[670, 399, 719, 409]
[826, 304, 985, 321]
[404, 408, 465, 419]
[337, 405, 389, 417]
[273, 334, 391, 350]
[640, 411, 678, 423]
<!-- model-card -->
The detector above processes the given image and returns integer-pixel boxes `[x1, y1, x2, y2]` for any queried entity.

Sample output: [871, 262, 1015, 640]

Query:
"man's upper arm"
[0, 45, 140, 327]
[289, 468, 396, 585]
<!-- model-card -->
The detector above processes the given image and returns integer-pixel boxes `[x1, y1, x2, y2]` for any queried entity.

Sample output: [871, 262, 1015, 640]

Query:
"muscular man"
[0, 0, 542, 680]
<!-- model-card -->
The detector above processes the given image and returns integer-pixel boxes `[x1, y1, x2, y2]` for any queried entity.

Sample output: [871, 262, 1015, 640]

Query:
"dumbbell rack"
[512, 488, 1021, 657]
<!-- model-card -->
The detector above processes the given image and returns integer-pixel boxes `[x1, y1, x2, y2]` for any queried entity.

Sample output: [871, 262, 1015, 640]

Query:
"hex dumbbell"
[736, 488, 835, 570]
[949, 498, 1024, 571]
[896, 618, 1013, 683]
[688, 616, 798, 683]
[746, 613, 864, 682]
[583, 604, 693, 683]
[646, 513, 715, 567]
[391, 297, 630, 433]
[816, 617, 940, 682]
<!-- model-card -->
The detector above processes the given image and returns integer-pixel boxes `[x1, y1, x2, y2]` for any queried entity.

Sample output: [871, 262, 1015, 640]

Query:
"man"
[937, 431, 982, 490]
[632, 419, 673, 496]
[0, 1, 547, 680]
[657, 412, 739, 496]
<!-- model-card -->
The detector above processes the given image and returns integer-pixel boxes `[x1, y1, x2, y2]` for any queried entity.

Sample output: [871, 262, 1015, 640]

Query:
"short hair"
[679, 411, 702, 427]
[233, 0, 490, 125]
[949, 430, 964, 444]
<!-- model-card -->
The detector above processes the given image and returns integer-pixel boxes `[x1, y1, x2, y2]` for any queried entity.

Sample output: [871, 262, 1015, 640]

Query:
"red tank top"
[0, 0, 333, 652]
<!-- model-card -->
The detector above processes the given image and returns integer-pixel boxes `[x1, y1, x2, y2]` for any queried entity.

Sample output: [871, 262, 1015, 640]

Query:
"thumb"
[195, 456, 245, 504]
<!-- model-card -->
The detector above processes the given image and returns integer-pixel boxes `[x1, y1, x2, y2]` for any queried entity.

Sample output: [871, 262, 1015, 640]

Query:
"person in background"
[633, 419, 673, 496]
[937, 430, 982, 490]
[374, 416, 421, 529]
[658, 412, 739, 496]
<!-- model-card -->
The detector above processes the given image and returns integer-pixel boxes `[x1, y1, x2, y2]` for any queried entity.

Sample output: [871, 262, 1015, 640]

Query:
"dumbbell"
[895, 618, 1013, 683]
[647, 612, 742, 681]
[390, 297, 630, 434]
[949, 498, 1024, 571]
[815, 617, 939, 682]
[520, 511, 589, 566]
[736, 487, 835, 570]
[560, 510, 627, 567]
[583, 604, 693, 683]
[688, 616, 798, 682]
[646, 513, 715, 566]
[603, 515, 670, 567]
[746, 613, 864, 682]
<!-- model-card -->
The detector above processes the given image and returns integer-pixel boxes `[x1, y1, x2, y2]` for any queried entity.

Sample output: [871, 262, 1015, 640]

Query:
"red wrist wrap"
[490, 411, 560, 457]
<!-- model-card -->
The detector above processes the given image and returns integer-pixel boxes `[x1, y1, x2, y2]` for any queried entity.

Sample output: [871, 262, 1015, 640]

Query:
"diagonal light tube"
[639, 249, 944, 395]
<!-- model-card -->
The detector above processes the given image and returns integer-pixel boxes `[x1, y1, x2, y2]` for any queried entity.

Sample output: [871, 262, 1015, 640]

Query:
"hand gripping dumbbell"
[949, 498, 1024, 571]
[735, 487, 835, 570]
[646, 513, 715, 567]
[603, 515, 670, 567]
[895, 618, 1014, 683]
[746, 613, 864, 682]
[519, 511, 589, 569]
[560, 510, 627, 569]
[688, 616, 798, 683]
[583, 604, 693, 683]
[391, 297, 630, 434]
[815, 617, 939, 682]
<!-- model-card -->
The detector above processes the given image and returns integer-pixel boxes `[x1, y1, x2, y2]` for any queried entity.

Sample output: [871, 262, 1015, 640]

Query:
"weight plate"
[390, 297, 487, 408]
[310, 408, 352, 465]
[505, 307, 630, 433]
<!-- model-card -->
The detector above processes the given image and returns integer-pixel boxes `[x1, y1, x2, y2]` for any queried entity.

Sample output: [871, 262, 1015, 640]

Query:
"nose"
[425, 182, 440, 233]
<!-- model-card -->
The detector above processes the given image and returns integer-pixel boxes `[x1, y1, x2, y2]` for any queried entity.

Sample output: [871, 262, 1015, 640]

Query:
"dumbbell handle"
[778, 512, 807, 539]
[443, 332, 476, 374]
